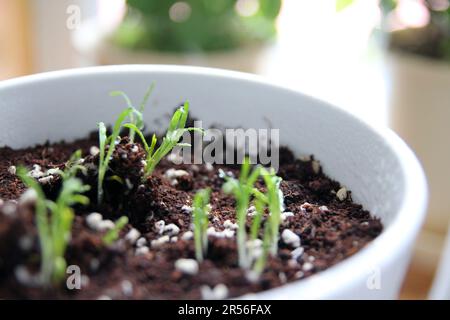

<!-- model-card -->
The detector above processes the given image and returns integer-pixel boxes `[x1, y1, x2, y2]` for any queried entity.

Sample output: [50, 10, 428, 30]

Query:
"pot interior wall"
[0, 68, 405, 227]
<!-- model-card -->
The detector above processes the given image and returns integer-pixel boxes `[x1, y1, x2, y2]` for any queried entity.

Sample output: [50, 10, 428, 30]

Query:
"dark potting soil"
[0, 134, 382, 299]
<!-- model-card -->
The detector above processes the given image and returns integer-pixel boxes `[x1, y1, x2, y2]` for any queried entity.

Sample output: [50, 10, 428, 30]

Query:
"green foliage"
[17, 163, 90, 286]
[62, 149, 87, 178]
[102, 216, 129, 245]
[222, 158, 261, 269]
[259, 168, 282, 255]
[115, 0, 282, 52]
[110, 84, 154, 143]
[251, 168, 282, 275]
[192, 188, 211, 262]
[223, 159, 283, 275]
[124, 101, 203, 178]
[335, 0, 355, 12]
[97, 108, 134, 204]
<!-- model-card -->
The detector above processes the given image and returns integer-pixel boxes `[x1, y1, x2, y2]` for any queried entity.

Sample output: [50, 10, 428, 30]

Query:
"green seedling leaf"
[103, 216, 129, 245]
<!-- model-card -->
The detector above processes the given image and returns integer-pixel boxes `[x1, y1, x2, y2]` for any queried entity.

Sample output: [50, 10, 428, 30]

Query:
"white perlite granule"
[291, 247, 304, 260]
[164, 223, 180, 236]
[98, 220, 115, 232]
[207, 227, 234, 239]
[336, 187, 348, 201]
[90, 146, 100, 156]
[130, 145, 139, 153]
[302, 262, 314, 272]
[8, 165, 16, 175]
[19, 189, 37, 206]
[151, 235, 170, 248]
[223, 219, 238, 230]
[125, 228, 141, 244]
[155, 220, 165, 234]
[200, 284, 229, 300]
[136, 237, 147, 247]
[281, 229, 301, 248]
[181, 231, 193, 241]
[135, 246, 149, 256]
[86, 213, 103, 230]
[281, 211, 294, 222]
[38, 176, 54, 185]
[28, 164, 45, 179]
[121, 280, 133, 296]
[175, 259, 199, 275]
[247, 206, 256, 217]
[204, 163, 214, 172]
[181, 205, 193, 214]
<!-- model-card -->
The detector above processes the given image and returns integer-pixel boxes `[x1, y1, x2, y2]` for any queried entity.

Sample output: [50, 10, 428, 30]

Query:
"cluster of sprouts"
[97, 86, 202, 203]
[125, 102, 203, 178]
[191, 158, 283, 277]
[17, 151, 90, 285]
[17, 86, 284, 287]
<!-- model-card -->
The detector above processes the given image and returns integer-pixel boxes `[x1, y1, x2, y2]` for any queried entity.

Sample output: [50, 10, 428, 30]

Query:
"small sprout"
[222, 158, 261, 269]
[97, 107, 134, 204]
[110, 83, 154, 143]
[58, 149, 87, 180]
[102, 216, 129, 245]
[223, 159, 284, 277]
[192, 188, 211, 262]
[17, 165, 90, 286]
[124, 102, 203, 179]
[260, 167, 283, 255]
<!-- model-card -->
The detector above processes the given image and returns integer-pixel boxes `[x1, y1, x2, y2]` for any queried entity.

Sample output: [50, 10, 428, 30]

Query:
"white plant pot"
[388, 52, 450, 235]
[429, 226, 450, 299]
[73, 20, 267, 73]
[0, 65, 427, 299]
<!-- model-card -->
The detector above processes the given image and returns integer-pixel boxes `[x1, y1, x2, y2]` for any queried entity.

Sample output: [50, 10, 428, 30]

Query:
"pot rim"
[0, 65, 428, 299]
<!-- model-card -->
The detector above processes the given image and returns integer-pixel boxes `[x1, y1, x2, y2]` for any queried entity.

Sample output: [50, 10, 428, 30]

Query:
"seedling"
[102, 216, 129, 245]
[124, 101, 203, 179]
[251, 168, 283, 276]
[192, 188, 211, 262]
[17, 166, 90, 286]
[110, 83, 154, 143]
[62, 149, 87, 179]
[222, 158, 261, 269]
[97, 107, 134, 204]
[259, 168, 282, 255]
[222, 159, 283, 275]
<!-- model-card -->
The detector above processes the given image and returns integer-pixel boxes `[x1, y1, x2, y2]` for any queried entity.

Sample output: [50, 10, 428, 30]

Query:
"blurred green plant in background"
[337, 0, 450, 61]
[114, 0, 282, 53]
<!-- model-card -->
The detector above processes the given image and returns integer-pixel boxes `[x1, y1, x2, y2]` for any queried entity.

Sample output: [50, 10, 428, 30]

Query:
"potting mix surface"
[0, 132, 382, 299]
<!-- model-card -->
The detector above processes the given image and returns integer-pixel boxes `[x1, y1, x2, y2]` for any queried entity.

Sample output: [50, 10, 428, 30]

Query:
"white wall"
[28, 0, 97, 72]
